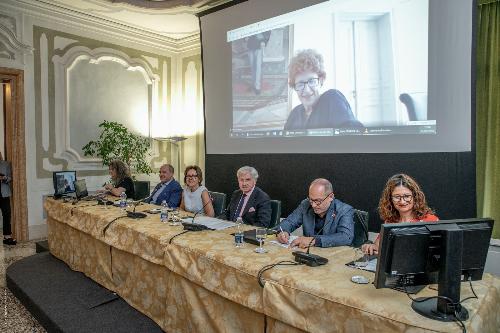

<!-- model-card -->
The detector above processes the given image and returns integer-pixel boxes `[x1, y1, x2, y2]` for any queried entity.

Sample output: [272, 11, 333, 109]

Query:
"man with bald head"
[277, 178, 354, 248]
[145, 164, 182, 207]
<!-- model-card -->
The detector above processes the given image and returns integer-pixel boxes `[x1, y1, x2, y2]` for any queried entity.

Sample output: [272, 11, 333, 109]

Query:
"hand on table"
[361, 243, 378, 255]
[290, 236, 315, 249]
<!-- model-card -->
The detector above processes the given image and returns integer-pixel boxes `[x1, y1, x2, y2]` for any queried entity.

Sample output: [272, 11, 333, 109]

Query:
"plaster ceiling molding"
[106, 0, 234, 12]
[7, 0, 188, 52]
[0, 13, 16, 32]
[0, 17, 34, 57]
[0, 44, 14, 60]
[37, 0, 226, 40]
[52, 46, 159, 169]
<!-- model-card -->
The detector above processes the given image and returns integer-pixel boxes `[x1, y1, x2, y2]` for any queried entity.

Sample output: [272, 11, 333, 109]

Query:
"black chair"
[269, 199, 282, 228]
[133, 181, 150, 201]
[209, 191, 227, 216]
[352, 209, 369, 247]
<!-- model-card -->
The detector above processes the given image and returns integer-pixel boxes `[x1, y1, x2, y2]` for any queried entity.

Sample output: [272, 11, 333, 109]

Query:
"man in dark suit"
[225, 166, 272, 228]
[145, 164, 182, 207]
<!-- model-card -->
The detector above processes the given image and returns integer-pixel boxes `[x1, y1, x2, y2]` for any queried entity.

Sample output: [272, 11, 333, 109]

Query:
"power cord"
[257, 260, 301, 288]
[404, 287, 467, 333]
[460, 280, 478, 303]
[168, 230, 191, 244]
[102, 215, 128, 236]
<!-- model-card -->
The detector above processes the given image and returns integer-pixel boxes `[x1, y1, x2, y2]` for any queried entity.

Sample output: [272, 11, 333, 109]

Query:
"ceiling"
[37, 0, 235, 40]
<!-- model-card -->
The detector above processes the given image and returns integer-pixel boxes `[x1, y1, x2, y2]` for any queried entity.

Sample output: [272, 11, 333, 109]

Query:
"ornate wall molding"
[3, 0, 200, 53]
[0, 15, 33, 60]
[52, 46, 159, 170]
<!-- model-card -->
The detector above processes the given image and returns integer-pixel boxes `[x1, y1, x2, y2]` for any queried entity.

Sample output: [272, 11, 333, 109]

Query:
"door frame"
[1, 67, 28, 241]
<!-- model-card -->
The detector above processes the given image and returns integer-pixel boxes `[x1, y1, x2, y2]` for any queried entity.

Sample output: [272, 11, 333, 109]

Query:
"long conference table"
[44, 198, 500, 333]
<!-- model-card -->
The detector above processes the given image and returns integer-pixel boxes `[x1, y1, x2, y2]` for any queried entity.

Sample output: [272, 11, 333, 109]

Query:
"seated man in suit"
[145, 164, 182, 207]
[277, 178, 354, 248]
[225, 166, 272, 228]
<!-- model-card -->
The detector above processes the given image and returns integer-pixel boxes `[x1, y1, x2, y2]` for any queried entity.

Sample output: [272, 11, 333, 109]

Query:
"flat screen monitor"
[52, 171, 77, 196]
[374, 218, 494, 322]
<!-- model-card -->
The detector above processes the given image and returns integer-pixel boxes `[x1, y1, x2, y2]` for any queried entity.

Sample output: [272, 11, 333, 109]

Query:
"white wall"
[0, 0, 205, 240]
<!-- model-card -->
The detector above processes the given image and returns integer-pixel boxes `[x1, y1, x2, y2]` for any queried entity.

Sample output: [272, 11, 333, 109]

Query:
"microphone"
[292, 210, 336, 267]
[182, 195, 214, 231]
[126, 201, 147, 219]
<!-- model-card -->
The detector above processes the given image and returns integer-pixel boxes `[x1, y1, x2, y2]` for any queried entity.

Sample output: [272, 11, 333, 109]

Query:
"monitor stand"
[411, 226, 469, 322]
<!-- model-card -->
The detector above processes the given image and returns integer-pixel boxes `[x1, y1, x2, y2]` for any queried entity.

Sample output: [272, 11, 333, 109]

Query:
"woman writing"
[180, 165, 215, 217]
[103, 160, 135, 198]
[362, 173, 438, 255]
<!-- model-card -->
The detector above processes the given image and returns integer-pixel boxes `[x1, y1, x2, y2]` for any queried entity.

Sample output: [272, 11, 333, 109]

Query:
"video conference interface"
[227, 0, 433, 138]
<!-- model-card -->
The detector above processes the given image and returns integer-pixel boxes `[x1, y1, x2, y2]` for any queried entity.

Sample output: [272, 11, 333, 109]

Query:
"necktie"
[233, 193, 246, 221]
[149, 183, 163, 203]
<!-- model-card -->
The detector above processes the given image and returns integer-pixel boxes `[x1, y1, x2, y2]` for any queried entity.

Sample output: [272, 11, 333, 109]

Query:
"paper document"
[346, 258, 378, 272]
[181, 217, 235, 230]
[269, 235, 299, 248]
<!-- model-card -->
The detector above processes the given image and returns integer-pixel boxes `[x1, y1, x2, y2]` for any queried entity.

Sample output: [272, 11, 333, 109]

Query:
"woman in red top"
[362, 173, 438, 255]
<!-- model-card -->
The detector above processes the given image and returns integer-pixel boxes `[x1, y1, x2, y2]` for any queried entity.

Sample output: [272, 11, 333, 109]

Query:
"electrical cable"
[168, 230, 191, 244]
[404, 286, 467, 333]
[257, 260, 301, 288]
[102, 215, 128, 236]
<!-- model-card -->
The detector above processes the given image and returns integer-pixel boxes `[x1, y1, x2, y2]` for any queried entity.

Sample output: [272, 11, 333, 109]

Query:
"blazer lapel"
[324, 200, 337, 234]
[241, 189, 256, 216]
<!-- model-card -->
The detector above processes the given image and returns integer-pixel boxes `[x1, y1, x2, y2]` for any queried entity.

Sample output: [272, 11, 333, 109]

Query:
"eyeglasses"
[391, 194, 413, 202]
[293, 77, 320, 92]
[308, 193, 332, 206]
[186, 174, 198, 178]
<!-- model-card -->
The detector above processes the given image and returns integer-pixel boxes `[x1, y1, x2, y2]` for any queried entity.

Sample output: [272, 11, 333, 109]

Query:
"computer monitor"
[374, 218, 494, 322]
[52, 171, 77, 196]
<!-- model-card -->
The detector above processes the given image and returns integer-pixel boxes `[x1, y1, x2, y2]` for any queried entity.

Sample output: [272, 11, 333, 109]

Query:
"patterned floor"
[0, 240, 46, 332]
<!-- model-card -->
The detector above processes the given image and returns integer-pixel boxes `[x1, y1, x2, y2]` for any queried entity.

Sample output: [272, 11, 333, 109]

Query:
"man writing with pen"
[276, 178, 355, 248]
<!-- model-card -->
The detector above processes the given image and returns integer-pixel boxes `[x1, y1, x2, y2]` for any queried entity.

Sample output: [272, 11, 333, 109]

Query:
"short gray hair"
[237, 166, 259, 181]
[310, 178, 333, 195]
[160, 164, 174, 174]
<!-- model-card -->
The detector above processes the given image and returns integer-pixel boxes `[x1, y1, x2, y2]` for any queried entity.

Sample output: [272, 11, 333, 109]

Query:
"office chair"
[352, 209, 369, 247]
[209, 191, 227, 216]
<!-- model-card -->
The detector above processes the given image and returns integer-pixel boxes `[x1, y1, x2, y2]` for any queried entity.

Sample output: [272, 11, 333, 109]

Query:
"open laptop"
[73, 179, 89, 199]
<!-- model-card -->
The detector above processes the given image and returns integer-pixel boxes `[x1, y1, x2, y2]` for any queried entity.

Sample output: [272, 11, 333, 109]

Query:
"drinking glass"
[169, 209, 181, 226]
[254, 228, 268, 253]
[126, 199, 134, 209]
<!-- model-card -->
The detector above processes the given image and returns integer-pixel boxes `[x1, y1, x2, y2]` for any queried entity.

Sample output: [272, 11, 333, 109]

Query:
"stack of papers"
[269, 235, 299, 248]
[181, 216, 235, 230]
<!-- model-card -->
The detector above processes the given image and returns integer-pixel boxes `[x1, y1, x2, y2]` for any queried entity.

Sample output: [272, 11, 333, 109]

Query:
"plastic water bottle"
[160, 200, 169, 223]
[234, 217, 244, 247]
[119, 191, 127, 210]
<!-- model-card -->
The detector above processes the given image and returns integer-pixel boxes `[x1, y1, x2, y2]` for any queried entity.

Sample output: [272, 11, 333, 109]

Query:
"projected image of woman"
[284, 49, 363, 130]
[362, 173, 438, 255]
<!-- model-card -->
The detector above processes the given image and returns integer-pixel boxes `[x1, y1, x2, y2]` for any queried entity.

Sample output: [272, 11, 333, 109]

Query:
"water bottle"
[119, 191, 127, 210]
[234, 217, 244, 247]
[160, 200, 169, 223]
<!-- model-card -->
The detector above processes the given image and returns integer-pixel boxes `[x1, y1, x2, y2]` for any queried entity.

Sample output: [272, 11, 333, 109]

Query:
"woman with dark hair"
[362, 173, 438, 255]
[284, 49, 363, 130]
[180, 165, 214, 217]
[104, 159, 135, 198]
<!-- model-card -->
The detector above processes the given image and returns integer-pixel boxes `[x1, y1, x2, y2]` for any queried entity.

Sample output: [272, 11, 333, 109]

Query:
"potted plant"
[82, 120, 152, 199]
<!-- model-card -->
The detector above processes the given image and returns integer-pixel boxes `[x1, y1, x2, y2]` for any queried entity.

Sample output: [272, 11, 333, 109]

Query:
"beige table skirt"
[45, 199, 500, 333]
